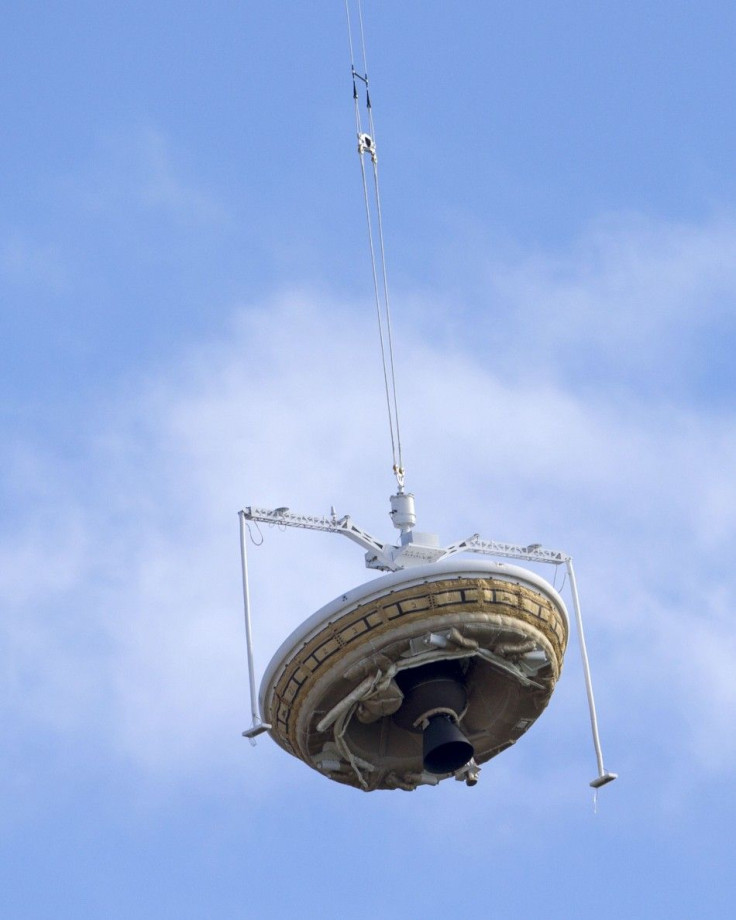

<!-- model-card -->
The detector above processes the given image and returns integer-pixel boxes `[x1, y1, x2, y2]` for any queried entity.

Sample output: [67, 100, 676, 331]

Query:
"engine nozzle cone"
[422, 713, 475, 774]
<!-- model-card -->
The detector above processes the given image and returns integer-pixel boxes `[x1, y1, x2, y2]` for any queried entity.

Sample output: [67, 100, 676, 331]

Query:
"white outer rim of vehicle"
[259, 557, 568, 712]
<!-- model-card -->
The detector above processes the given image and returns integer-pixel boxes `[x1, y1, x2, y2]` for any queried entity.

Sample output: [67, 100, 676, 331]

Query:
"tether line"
[344, 0, 405, 491]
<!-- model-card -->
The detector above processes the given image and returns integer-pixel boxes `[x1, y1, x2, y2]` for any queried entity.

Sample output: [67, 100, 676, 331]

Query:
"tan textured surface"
[264, 575, 568, 790]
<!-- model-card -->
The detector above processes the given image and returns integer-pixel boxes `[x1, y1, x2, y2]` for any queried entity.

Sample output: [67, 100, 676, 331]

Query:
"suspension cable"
[344, 0, 405, 492]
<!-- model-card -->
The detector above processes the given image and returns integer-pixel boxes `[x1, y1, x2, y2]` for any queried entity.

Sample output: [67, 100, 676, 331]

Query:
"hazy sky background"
[2, 2, 735, 917]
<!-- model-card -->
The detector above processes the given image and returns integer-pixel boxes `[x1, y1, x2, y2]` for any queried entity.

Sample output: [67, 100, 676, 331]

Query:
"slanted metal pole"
[239, 511, 271, 742]
[566, 558, 617, 788]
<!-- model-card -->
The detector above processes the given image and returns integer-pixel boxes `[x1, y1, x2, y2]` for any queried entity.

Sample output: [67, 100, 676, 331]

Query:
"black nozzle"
[393, 659, 475, 774]
[423, 713, 474, 774]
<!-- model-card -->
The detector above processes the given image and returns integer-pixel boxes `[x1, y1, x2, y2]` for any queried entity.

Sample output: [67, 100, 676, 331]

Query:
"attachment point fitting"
[389, 492, 416, 533]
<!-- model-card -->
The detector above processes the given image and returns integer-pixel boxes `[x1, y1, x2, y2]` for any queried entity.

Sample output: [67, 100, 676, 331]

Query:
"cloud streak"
[2, 212, 735, 819]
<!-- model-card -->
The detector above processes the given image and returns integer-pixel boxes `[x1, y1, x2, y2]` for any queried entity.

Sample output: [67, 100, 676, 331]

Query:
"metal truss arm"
[437, 534, 570, 566]
[242, 505, 399, 570]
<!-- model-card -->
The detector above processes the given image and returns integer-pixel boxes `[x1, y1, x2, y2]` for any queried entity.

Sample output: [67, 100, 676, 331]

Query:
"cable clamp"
[357, 132, 377, 162]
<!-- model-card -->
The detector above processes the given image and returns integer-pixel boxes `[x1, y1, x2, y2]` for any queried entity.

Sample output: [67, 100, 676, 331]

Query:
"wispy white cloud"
[70, 125, 227, 226]
[446, 212, 736, 399]
[1, 214, 735, 816]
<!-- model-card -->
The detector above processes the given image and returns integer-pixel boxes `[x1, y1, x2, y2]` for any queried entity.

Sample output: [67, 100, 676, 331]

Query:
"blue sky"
[2, 2, 735, 917]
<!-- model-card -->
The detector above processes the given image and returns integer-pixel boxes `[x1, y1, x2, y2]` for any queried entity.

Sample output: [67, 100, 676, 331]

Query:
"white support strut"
[565, 558, 618, 789]
[239, 511, 271, 741]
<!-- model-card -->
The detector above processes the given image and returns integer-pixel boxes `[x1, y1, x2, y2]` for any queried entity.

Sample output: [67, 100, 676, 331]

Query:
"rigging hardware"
[345, 0, 404, 491]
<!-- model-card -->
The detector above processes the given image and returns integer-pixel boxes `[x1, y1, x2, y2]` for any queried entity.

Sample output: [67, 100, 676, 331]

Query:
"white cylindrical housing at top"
[390, 491, 416, 532]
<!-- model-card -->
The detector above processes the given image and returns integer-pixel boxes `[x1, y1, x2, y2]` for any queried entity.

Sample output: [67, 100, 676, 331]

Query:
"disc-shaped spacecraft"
[259, 558, 568, 791]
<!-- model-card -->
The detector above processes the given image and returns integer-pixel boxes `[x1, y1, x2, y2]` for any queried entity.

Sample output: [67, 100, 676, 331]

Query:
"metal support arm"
[243, 505, 398, 570]
[438, 533, 570, 566]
